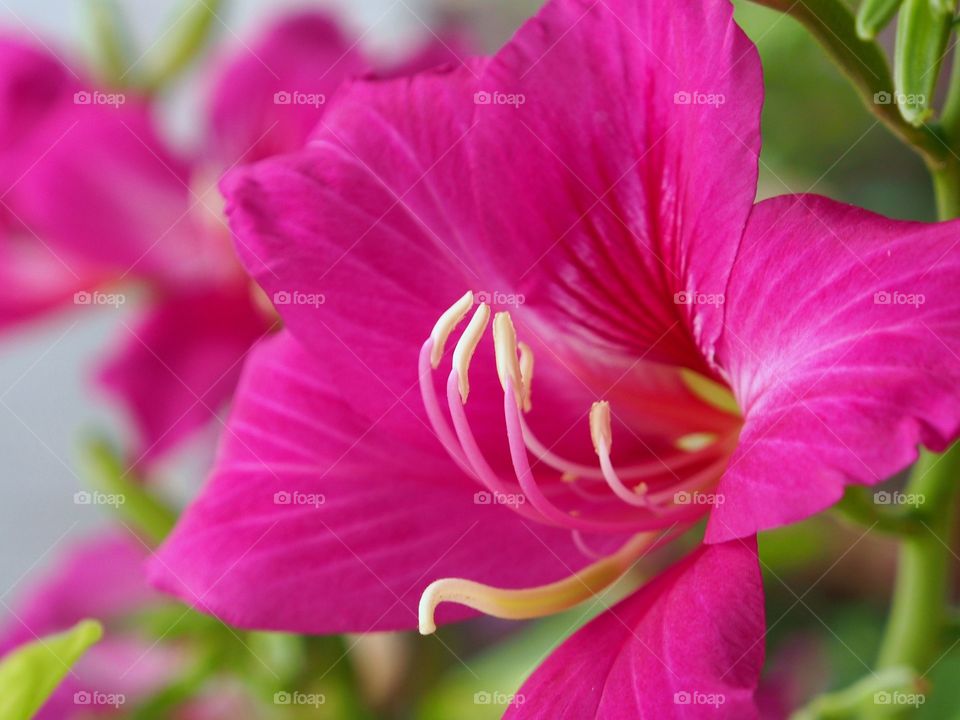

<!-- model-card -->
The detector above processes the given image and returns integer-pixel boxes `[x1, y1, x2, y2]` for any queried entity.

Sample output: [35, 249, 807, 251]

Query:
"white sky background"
[0, 0, 446, 605]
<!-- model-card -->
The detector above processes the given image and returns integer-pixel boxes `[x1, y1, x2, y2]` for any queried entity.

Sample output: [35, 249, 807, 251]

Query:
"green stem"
[932, 159, 960, 219]
[749, 0, 947, 166]
[876, 450, 960, 668]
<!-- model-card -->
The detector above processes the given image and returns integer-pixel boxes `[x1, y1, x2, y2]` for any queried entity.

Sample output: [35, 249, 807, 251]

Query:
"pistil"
[418, 532, 656, 634]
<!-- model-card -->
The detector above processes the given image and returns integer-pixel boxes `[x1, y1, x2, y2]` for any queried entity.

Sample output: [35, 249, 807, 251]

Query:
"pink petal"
[466, 0, 762, 370]
[709, 195, 960, 541]
[206, 11, 369, 166]
[150, 331, 605, 633]
[0, 35, 79, 169]
[0, 532, 153, 653]
[0, 37, 100, 330]
[0, 227, 102, 332]
[506, 539, 765, 719]
[7, 98, 199, 283]
[97, 282, 274, 466]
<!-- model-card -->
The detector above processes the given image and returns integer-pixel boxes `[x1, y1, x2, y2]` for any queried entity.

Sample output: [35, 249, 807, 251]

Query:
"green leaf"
[82, 438, 178, 546]
[0, 620, 103, 720]
[895, 0, 953, 125]
[856, 0, 905, 39]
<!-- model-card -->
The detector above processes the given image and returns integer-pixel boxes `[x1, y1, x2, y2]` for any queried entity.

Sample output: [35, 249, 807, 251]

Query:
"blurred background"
[0, 0, 950, 717]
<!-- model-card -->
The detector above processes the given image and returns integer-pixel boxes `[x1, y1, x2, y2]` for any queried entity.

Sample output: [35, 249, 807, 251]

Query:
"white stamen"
[493, 313, 524, 407]
[429, 292, 474, 368]
[452, 303, 491, 403]
[589, 401, 612, 455]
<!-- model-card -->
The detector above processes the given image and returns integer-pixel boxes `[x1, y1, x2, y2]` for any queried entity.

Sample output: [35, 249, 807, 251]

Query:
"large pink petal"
[467, 0, 762, 372]
[223, 61, 735, 474]
[150, 331, 603, 633]
[206, 11, 369, 166]
[97, 282, 274, 466]
[506, 539, 764, 719]
[708, 195, 960, 541]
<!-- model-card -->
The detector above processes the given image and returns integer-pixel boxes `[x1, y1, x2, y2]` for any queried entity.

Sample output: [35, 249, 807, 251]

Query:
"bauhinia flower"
[0, 14, 468, 466]
[150, 0, 960, 715]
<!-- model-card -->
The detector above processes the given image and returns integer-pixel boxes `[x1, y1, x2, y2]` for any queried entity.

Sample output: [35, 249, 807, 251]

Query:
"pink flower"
[0, 14, 469, 466]
[0, 533, 180, 718]
[149, 0, 960, 715]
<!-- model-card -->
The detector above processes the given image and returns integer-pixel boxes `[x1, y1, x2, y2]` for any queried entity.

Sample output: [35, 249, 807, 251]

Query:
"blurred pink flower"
[0, 14, 470, 467]
[0, 533, 180, 718]
[136, 0, 960, 715]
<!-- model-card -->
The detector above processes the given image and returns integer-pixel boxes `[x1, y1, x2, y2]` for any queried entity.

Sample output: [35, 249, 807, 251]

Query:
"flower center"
[416, 291, 741, 634]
